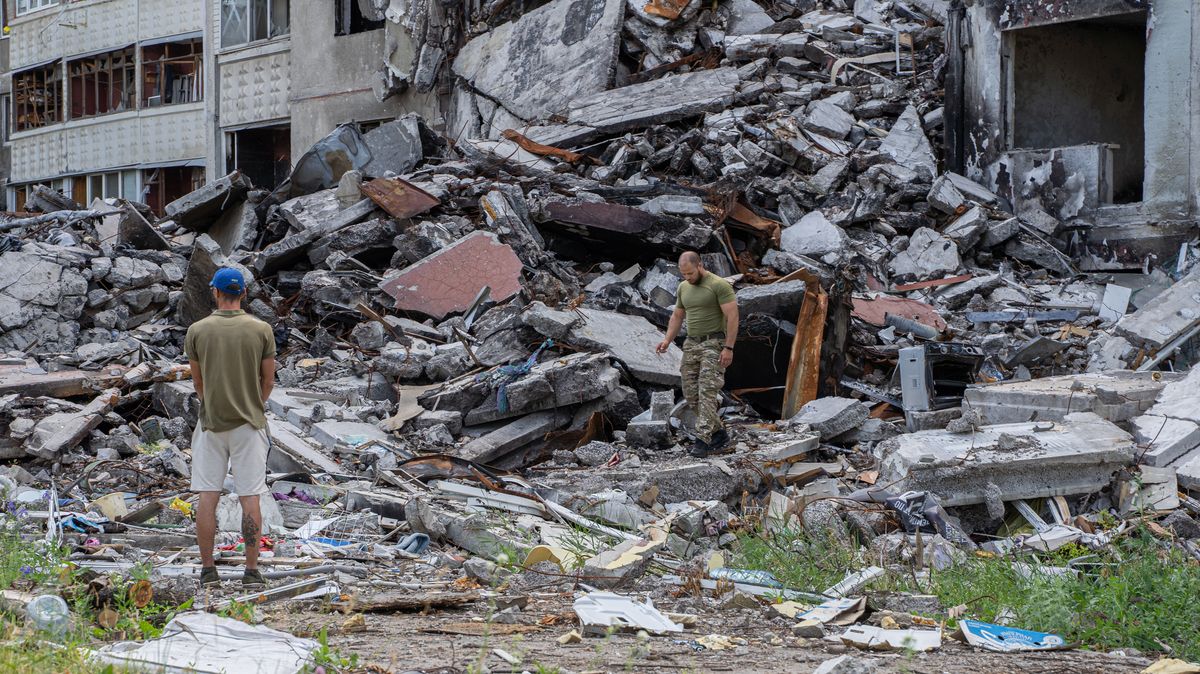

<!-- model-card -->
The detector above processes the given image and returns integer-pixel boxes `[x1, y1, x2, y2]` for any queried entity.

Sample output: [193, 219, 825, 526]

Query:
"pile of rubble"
[1, 0, 1200, 669]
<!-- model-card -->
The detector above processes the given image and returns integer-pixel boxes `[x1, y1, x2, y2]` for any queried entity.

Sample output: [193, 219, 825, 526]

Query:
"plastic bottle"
[26, 594, 69, 634]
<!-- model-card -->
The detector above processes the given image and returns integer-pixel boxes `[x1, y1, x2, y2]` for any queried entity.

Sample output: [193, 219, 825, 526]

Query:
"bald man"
[656, 252, 739, 456]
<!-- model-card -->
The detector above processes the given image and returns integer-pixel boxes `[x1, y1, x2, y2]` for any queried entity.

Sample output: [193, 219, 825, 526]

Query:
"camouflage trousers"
[680, 337, 725, 442]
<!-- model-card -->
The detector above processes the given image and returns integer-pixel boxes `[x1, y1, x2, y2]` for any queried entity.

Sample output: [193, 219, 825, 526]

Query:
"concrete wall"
[957, 0, 1198, 222]
[9, 104, 205, 182]
[9, 0, 203, 70]
[1011, 21, 1145, 201]
[287, 0, 439, 160]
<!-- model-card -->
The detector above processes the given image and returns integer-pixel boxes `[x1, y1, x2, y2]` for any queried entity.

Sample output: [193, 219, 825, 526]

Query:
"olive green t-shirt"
[676, 272, 736, 337]
[184, 310, 276, 432]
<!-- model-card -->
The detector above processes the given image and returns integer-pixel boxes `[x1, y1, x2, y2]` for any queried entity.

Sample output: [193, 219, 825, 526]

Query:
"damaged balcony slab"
[164, 172, 252, 231]
[418, 352, 619, 425]
[1131, 368, 1200, 468]
[452, 0, 624, 122]
[459, 410, 572, 465]
[117, 207, 169, 251]
[963, 371, 1177, 425]
[563, 308, 683, 386]
[1114, 264, 1200, 353]
[378, 231, 524, 320]
[525, 67, 742, 148]
[878, 412, 1137, 507]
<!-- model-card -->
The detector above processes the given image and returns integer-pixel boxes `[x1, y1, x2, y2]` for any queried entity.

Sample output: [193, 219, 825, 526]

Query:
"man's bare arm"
[189, 361, 204, 399]
[657, 307, 686, 353]
[260, 358, 276, 405]
[720, 301, 739, 347]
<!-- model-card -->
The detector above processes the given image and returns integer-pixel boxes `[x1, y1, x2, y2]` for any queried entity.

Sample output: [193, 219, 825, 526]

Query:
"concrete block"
[1115, 264, 1200, 351]
[413, 410, 464, 435]
[650, 391, 674, 422]
[736, 280, 807, 317]
[309, 421, 389, 450]
[567, 308, 682, 386]
[942, 206, 987, 252]
[521, 301, 580, 340]
[781, 211, 846, 258]
[582, 536, 664, 589]
[165, 172, 252, 231]
[888, 227, 960, 281]
[878, 105, 936, 179]
[787, 397, 869, 439]
[626, 410, 671, 447]
[459, 410, 570, 464]
[963, 371, 1176, 425]
[878, 412, 1136, 507]
[176, 234, 258, 328]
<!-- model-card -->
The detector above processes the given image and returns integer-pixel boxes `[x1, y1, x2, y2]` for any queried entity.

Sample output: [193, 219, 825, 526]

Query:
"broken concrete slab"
[565, 308, 683, 386]
[309, 420, 390, 450]
[942, 206, 987, 252]
[207, 198, 259, 255]
[964, 371, 1175, 425]
[736, 280, 807, 317]
[879, 412, 1137, 507]
[780, 211, 847, 258]
[878, 105, 937, 179]
[582, 534, 665, 589]
[117, 207, 169, 251]
[459, 410, 571, 465]
[625, 410, 671, 447]
[452, 0, 624, 122]
[888, 228, 960, 281]
[786, 397, 870, 440]
[725, 33, 807, 61]
[525, 68, 742, 148]
[24, 389, 120, 459]
[926, 175, 966, 214]
[1134, 415, 1200, 468]
[1114, 265, 1200, 352]
[725, 0, 775, 34]
[177, 234, 258, 328]
[362, 116, 426, 177]
[419, 352, 620, 425]
[164, 172, 252, 231]
[379, 231, 524, 320]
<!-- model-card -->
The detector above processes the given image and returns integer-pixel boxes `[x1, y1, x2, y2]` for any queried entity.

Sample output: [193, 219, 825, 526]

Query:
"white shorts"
[190, 422, 269, 496]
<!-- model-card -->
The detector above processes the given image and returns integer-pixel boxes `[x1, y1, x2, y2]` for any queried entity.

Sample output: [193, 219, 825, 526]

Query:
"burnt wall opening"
[1010, 12, 1146, 203]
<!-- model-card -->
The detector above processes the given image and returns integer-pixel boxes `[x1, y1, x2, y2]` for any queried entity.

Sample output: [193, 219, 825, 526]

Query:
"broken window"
[16, 0, 56, 16]
[335, 0, 385, 36]
[221, 0, 289, 48]
[1006, 12, 1147, 203]
[142, 166, 205, 215]
[67, 47, 137, 119]
[143, 39, 204, 107]
[85, 170, 138, 202]
[0, 95, 9, 143]
[226, 125, 291, 190]
[13, 63, 63, 131]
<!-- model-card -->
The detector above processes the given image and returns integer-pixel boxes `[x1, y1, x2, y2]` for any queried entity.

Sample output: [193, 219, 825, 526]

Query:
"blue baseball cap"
[210, 267, 246, 294]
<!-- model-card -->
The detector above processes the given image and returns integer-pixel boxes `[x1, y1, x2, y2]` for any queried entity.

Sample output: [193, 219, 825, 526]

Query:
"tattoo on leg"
[242, 512, 260, 544]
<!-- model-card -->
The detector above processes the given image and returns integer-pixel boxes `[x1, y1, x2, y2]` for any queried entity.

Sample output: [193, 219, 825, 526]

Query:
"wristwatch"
[722, 345, 735, 351]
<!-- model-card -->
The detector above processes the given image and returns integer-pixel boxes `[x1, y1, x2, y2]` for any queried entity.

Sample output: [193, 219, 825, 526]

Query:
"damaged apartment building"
[0, 0, 434, 213]
[946, 0, 1199, 270]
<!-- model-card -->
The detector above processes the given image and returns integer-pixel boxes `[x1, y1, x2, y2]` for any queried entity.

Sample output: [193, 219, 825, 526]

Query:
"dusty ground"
[258, 591, 1154, 674]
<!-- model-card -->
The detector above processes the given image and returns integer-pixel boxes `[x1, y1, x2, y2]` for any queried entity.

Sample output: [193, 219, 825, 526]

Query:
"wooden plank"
[336, 591, 480, 613]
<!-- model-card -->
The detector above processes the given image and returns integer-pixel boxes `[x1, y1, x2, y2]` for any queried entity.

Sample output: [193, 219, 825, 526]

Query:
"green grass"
[734, 523, 1200, 660]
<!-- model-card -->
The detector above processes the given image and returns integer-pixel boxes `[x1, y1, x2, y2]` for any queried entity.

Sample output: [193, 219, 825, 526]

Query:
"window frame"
[13, 62, 64, 132]
[142, 38, 204, 107]
[67, 46, 137, 120]
[221, 0, 289, 49]
[16, 0, 57, 18]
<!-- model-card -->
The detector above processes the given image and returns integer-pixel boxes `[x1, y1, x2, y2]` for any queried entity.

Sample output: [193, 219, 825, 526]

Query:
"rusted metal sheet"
[781, 271, 828, 419]
[378, 231, 523, 319]
[851, 296, 947, 332]
[893, 274, 973, 292]
[500, 129, 599, 165]
[629, 48, 722, 85]
[643, 0, 690, 19]
[728, 202, 782, 245]
[360, 177, 440, 219]
[544, 201, 658, 234]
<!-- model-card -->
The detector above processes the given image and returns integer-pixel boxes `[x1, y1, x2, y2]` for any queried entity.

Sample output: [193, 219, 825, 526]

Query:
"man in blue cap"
[184, 267, 276, 588]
